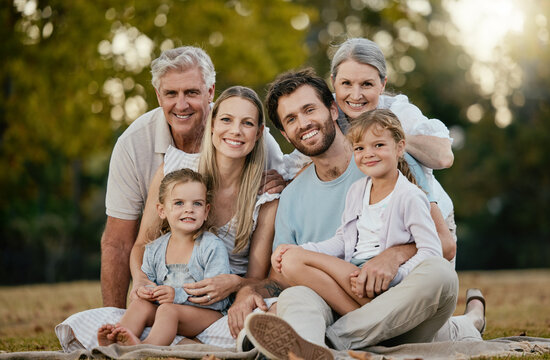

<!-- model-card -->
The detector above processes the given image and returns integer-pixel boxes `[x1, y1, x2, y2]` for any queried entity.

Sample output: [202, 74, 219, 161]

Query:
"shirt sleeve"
[389, 94, 451, 140]
[141, 244, 158, 284]
[272, 196, 297, 251]
[105, 139, 143, 220]
[198, 236, 231, 311]
[398, 188, 443, 277]
[404, 153, 435, 202]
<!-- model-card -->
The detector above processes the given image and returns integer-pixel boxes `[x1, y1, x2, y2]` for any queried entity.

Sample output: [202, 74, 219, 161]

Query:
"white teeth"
[174, 114, 191, 119]
[225, 139, 243, 146]
[181, 217, 194, 221]
[302, 130, 318, 140]
[348, 102, 365, 108]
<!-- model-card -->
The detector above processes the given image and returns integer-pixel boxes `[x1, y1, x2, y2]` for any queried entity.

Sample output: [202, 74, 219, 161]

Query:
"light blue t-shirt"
[273, 156, 364, 250]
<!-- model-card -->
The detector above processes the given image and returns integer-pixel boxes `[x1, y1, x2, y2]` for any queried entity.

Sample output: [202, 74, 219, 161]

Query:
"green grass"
[1, 271, 549, 358]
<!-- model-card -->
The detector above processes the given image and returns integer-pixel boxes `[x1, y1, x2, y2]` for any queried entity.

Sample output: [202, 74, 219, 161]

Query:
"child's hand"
[152, 285, 175, 304]
[349, 270, 360, 297]
[271, 244, 297, 273]
[137, 284, 156, 301]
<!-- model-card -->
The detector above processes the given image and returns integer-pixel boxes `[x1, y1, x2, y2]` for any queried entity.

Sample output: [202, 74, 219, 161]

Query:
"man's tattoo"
[263, 281, 283, 297]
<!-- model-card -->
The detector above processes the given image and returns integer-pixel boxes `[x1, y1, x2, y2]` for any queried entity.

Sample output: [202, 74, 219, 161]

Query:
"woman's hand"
[184, 274, 240, 305]
[271, 244, 297, 273]
[152, 285, 175, 304]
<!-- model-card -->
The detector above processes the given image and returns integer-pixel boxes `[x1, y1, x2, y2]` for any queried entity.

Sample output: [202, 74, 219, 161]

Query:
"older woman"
[330, 37, 457, 262]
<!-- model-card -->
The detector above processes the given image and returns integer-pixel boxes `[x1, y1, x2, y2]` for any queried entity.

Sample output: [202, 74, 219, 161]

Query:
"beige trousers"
[278, 257, 460, 350]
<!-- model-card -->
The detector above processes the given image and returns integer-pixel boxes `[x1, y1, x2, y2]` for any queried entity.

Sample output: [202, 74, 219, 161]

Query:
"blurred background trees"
[1, 0, 548, 284]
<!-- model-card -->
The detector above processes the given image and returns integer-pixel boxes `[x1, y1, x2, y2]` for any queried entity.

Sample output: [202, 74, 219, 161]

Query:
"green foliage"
[1, 0, 549, 283]
[0, 0, 316, 284]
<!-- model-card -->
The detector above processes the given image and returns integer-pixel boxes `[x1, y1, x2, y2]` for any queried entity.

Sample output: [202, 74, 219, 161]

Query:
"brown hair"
[158, 168, 214, 239]
[265, 68, 335, 130]
[346, 109, 417, 185]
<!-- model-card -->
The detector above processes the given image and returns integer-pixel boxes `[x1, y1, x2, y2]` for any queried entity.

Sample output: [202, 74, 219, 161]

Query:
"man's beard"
[291, 117, 336, 157]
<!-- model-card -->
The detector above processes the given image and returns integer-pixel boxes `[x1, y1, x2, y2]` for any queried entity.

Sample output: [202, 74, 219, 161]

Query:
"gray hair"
[331, 38, 387, 83]
[151, 46, 216, 90]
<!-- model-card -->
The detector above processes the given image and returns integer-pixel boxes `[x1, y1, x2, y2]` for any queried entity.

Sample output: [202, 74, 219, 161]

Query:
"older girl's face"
[332, 59, 387, 119]
[212, 96, 263, 160]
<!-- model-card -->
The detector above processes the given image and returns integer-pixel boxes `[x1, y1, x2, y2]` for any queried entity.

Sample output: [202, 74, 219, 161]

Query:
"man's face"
[277, 85, 338, 157]
[155, 67, 215, 139]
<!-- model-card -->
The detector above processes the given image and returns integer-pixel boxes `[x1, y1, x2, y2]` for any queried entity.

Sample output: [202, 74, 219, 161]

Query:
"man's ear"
[155, 88, 162, 106]
[280, 129, 291, 143]
[208, 84, 215, 102]
[330, 101, 339, 122]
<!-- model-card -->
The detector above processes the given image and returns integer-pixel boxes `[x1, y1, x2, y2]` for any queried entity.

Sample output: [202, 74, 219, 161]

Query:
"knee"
[278, 286, 324, 310]
[415, 257, 458, 302]
[279, 248, 304, 279]
[129, 298, 155, 312]
[156, 303, 178, 316]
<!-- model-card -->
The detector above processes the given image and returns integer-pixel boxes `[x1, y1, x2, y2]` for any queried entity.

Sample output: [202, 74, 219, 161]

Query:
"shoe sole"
[245, 313, 333, 360]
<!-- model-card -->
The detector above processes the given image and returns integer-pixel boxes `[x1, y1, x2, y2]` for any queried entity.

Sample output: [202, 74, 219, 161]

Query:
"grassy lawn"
[1, 270, 549, 357]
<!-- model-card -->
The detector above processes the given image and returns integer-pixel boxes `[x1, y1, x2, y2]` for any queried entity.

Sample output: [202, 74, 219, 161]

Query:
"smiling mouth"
[174, 113, 192, 120]
[181, 217, 195, 222]
[347, 101, 367, 109]
[224, 139, 244, 146]
[301, 130, 319, 140]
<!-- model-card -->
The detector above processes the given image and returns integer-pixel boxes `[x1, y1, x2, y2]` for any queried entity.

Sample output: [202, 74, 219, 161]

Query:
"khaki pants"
[278, 257, 459, 350]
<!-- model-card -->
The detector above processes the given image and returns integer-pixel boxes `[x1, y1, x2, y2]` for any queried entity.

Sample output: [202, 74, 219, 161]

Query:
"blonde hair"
[158, 168, 214, 239]
[347, 109, 417, 185]
[199, 86, 266, 253]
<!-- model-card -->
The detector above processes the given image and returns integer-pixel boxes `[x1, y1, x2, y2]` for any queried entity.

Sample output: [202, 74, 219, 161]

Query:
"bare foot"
[97, 324, 116, 346]
[113, 326, 142, 346]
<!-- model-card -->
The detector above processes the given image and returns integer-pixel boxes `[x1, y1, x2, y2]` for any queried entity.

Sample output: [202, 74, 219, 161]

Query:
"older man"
[101, 46, 285, 308]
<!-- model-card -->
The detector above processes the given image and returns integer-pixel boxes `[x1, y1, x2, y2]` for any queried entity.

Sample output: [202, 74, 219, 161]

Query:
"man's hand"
[350, 254, 400, 299]
[351, 244, 416, 299]
[259, 169, 287, 194]
[227, 286, 268, 338]
[271, 244, 297, 273]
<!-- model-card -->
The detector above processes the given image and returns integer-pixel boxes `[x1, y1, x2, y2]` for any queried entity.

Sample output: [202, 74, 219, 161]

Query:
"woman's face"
[332, 59, 387, 119]
[212, 96, 262, 160]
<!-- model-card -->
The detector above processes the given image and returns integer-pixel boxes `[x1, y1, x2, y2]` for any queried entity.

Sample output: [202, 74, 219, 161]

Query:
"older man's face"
[155, 67, 214, 142]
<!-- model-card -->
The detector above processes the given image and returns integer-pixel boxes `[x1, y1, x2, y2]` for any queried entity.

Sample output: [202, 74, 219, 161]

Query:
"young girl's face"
[212, 96, 263, 161]
[352, 125, 405, 180]
[158, 181, 210, 235]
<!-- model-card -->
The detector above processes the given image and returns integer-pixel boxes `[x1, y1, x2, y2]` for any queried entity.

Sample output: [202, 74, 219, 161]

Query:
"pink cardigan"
[301, 171, 442, 285]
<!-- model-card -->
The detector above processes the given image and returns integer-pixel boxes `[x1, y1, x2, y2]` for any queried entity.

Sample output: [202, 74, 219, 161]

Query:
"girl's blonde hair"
[198, 86, 266, 253]
[158, 168, 214, 239]
[346, 109, 417, 185]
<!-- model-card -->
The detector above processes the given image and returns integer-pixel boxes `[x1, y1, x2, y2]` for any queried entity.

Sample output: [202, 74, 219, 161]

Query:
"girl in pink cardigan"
[272, 109, 442, 316]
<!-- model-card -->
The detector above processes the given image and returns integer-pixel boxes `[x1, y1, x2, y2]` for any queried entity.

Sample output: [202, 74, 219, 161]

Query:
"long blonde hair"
[347, 109, 417, 185]
[198, 86, 266, 253]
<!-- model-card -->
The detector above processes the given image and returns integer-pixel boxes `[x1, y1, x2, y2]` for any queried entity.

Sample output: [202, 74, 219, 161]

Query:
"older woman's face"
[211, 96, 262, 160]
[332, 60, 387, 119]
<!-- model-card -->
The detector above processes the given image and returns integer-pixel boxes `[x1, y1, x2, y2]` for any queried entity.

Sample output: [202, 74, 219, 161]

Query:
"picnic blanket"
[1, 336, 549, 359]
